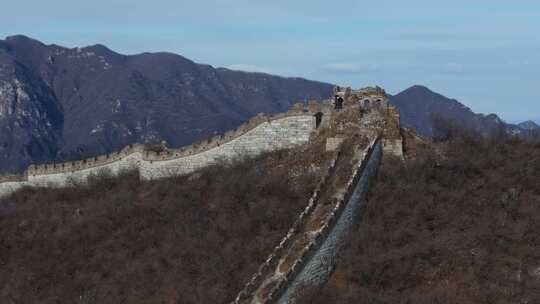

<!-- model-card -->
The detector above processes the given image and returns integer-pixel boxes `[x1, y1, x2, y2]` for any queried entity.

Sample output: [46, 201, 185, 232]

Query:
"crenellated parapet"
[0, 103, 330, 197]
[12, 104, 330, 179]
[0, 174, 26, 183]
[26, 144, 146, 176]
[142, 103, 332, 162]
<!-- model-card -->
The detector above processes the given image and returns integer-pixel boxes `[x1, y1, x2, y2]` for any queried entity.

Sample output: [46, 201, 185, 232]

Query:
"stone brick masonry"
[0, 112, 318, 198]
[233, 137, 382, 304]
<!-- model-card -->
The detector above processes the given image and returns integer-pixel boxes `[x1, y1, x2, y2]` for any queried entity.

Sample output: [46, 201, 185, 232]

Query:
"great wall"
[234, 136, 382, 304]
[232, 86, 401, 304]
[0, 85, 404, 303]
[0, 108, 323, 197]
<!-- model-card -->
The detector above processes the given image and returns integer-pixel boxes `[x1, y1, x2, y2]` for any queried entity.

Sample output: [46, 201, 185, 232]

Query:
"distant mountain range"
[389, 85, 539, 137]
[517, 120, 540, 130]
[0, 35, 537, 172]
[0, 35, 332, 172]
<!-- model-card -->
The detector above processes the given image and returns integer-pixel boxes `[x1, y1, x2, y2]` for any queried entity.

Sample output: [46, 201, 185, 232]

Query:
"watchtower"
[332, 86, 389, 110]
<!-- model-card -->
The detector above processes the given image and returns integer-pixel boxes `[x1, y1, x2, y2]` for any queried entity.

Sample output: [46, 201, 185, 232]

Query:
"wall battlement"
[3, 102, 331, 179]
[0, 174, 26, 183]
[0, 102, 332, 198]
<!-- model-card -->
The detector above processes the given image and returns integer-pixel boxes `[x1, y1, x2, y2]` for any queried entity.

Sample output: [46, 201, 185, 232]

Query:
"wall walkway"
[234, 137, 382, 304]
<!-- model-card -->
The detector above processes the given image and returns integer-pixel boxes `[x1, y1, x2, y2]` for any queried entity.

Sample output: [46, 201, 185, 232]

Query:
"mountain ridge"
[0, 35, 538, 172]
[0, 35, 333, 172]
[389, 85, 538, 137]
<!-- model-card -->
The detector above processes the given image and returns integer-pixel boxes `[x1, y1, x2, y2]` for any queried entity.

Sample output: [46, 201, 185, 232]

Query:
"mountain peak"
[391, 85, 504, 137]
[84, 43, 112, 52]
[397, 85, 447, 100]
[81, 43, 120, 57]
[517, 120, 540, 130]
[400, 85, 438, 96]
[4, 35, 45, 46]
[407, 84, 432, 92]
[5, 34, 33, 41]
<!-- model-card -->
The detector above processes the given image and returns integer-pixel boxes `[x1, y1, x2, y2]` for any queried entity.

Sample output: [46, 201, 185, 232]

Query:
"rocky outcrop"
[0, 50, 63, 172]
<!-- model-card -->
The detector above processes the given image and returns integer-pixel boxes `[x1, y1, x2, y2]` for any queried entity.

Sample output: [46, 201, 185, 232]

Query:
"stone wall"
[382, 106, 404, 158]
[139, 115, 315, 180]
[277, 139, 382, 303]
[0, 111, 321, 198]
[23, 105, 326, 177]
[233, 137, 383, 304]
[383, 139, 404, 159]
[233, 151, 342, 304]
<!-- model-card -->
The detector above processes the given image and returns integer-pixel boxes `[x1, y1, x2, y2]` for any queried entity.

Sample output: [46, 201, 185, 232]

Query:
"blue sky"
[2, 0, 539, 122]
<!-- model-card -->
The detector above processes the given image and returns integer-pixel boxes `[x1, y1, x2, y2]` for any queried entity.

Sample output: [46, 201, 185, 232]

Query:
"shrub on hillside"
[0, 149, 329, 304]
[313, 121, 540, 303]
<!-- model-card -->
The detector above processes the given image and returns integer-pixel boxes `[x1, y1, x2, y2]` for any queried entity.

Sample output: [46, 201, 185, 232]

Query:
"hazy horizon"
[2, 0, 539, 122]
